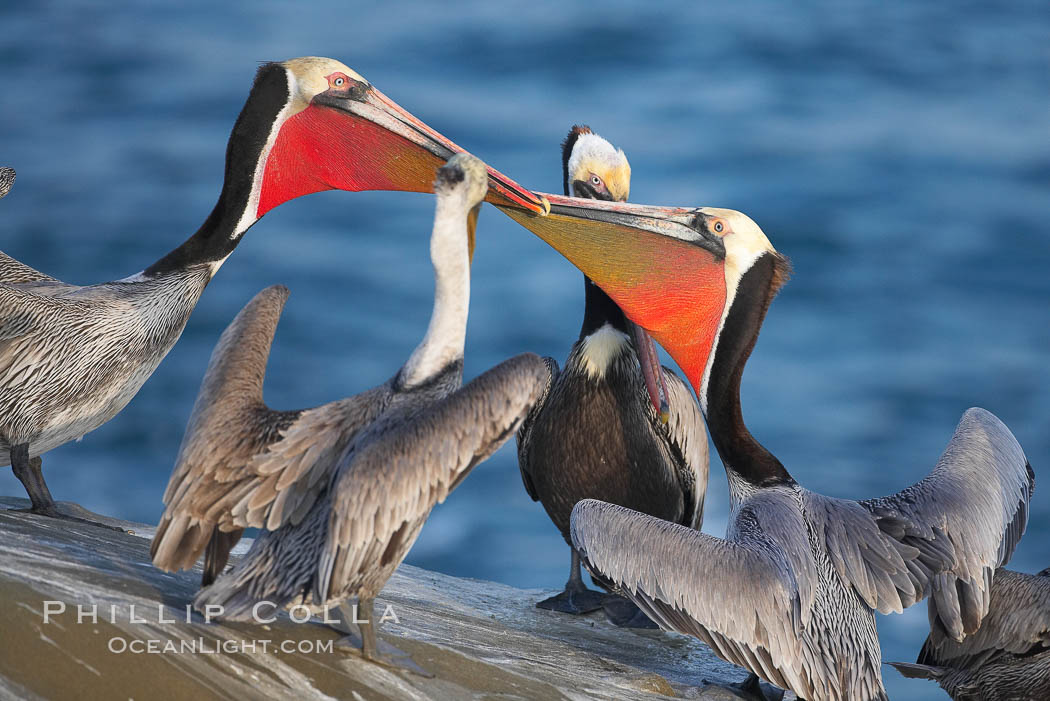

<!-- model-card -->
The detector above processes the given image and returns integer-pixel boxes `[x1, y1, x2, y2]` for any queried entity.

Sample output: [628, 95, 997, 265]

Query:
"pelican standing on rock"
[0, 58, 546, 523]
[191, 154, 552, 672]
[891, 565, 1050, 700]
[503, 203, 1034, 700]
[517, 126, 707, 626]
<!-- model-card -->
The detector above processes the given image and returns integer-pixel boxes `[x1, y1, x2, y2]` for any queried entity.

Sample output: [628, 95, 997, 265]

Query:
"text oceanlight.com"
[40, 600, 402, 655]
[107, 638, 333, 655]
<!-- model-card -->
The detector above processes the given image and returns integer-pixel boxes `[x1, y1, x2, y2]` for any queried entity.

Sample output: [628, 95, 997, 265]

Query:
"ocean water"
[1, 2, 1048, 698]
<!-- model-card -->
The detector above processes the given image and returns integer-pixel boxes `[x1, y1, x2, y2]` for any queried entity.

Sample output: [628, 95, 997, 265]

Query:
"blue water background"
[1, 2, 1048, 697]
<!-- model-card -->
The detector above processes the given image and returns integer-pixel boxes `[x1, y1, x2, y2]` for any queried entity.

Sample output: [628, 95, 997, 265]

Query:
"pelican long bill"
[498, 195, 730, 395]
[257, 61, 549, 216]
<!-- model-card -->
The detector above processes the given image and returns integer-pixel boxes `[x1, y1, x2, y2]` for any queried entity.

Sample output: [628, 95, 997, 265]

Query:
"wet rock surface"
[0, 497, 779, 700]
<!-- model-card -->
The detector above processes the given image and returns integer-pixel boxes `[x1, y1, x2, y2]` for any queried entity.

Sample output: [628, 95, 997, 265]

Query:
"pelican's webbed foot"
[699, 673, 786, 700]
[334, 631, 433, 677]
[601, 594, 658, 629]
[536, 584, 606, 615]
[9, 448, 125, 532]
[12, 505, 128, 532]
[537, 548, 607, 615]
[334, 600, 432, 677]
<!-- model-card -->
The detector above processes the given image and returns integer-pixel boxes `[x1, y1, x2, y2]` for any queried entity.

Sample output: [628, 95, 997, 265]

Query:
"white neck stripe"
[231, 68, 298, 239]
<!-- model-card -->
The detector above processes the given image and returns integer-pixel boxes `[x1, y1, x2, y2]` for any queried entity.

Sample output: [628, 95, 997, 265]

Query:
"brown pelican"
[0, 58, 546, 523]
[0, 168, 13, 200]
[502, 203, 1034, 700]
[517, 126, 708, 626]
[891, 565, 1050, 700]
[189, 154, 552, 672]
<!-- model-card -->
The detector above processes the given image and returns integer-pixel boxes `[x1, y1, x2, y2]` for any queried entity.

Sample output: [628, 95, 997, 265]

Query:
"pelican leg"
[10, 444, 58, 516]
[335, 599, 431, 677]
[10, 444, 123, 531]
[537, 548, 606, 614]
[358, 597, 379, 660]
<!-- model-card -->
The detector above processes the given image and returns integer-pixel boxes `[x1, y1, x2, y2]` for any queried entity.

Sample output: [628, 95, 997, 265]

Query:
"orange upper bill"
[498, 195, 727, 395]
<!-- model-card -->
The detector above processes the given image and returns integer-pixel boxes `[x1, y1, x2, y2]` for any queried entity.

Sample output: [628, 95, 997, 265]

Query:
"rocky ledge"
[0, 497, 776, 700]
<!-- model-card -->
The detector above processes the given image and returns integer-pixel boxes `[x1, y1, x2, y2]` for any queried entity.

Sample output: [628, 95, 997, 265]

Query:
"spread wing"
[570, 496, 829, 699]
[515, 355, 559, 501]
[151, 286, 389, 574]
[660, 367, 709, 529]
[316, 353, 552, 601]
[814, 408, 1033, 641]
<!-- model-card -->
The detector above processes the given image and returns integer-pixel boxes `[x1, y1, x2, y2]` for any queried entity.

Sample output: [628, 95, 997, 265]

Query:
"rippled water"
[2, 2, 1048, 698]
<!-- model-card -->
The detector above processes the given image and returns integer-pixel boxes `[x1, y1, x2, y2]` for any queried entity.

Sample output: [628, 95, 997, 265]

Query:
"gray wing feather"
[815, 408, 1033, 641]
[660, 367, 709, 529]
[570, 496, 823, 699]
[316, 353, 552, 602]
[515, 355, 559, 501]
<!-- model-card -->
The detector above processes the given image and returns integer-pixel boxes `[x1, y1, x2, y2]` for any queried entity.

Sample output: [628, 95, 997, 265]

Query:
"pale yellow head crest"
[279, 57, 367, 113]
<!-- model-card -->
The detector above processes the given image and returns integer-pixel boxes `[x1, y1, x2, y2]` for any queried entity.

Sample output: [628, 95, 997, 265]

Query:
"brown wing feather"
[151, 286, 390, 576]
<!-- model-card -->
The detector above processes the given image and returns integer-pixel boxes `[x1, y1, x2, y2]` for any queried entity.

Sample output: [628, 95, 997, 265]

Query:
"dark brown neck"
[704, 253, 794, 487]
[144, 63, 289, 277]
[578, 277, 629, 339]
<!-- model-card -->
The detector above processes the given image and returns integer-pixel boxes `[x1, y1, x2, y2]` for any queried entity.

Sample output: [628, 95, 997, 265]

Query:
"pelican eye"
[590, 175, 602, 187]
[326, 72, 352, 89]
[713, 220, 725, 234]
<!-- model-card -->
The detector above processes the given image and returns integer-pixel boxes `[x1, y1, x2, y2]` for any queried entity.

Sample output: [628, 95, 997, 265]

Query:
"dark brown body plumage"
[520, 347, 693, 542]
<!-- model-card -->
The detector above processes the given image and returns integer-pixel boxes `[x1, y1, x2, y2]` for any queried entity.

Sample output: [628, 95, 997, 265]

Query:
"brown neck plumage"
[704, 252, 794, 486]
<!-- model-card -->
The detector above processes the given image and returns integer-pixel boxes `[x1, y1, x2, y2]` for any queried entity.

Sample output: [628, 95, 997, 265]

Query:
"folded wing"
[660, 367, 709, 529]
[515, 355, 559, 501]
